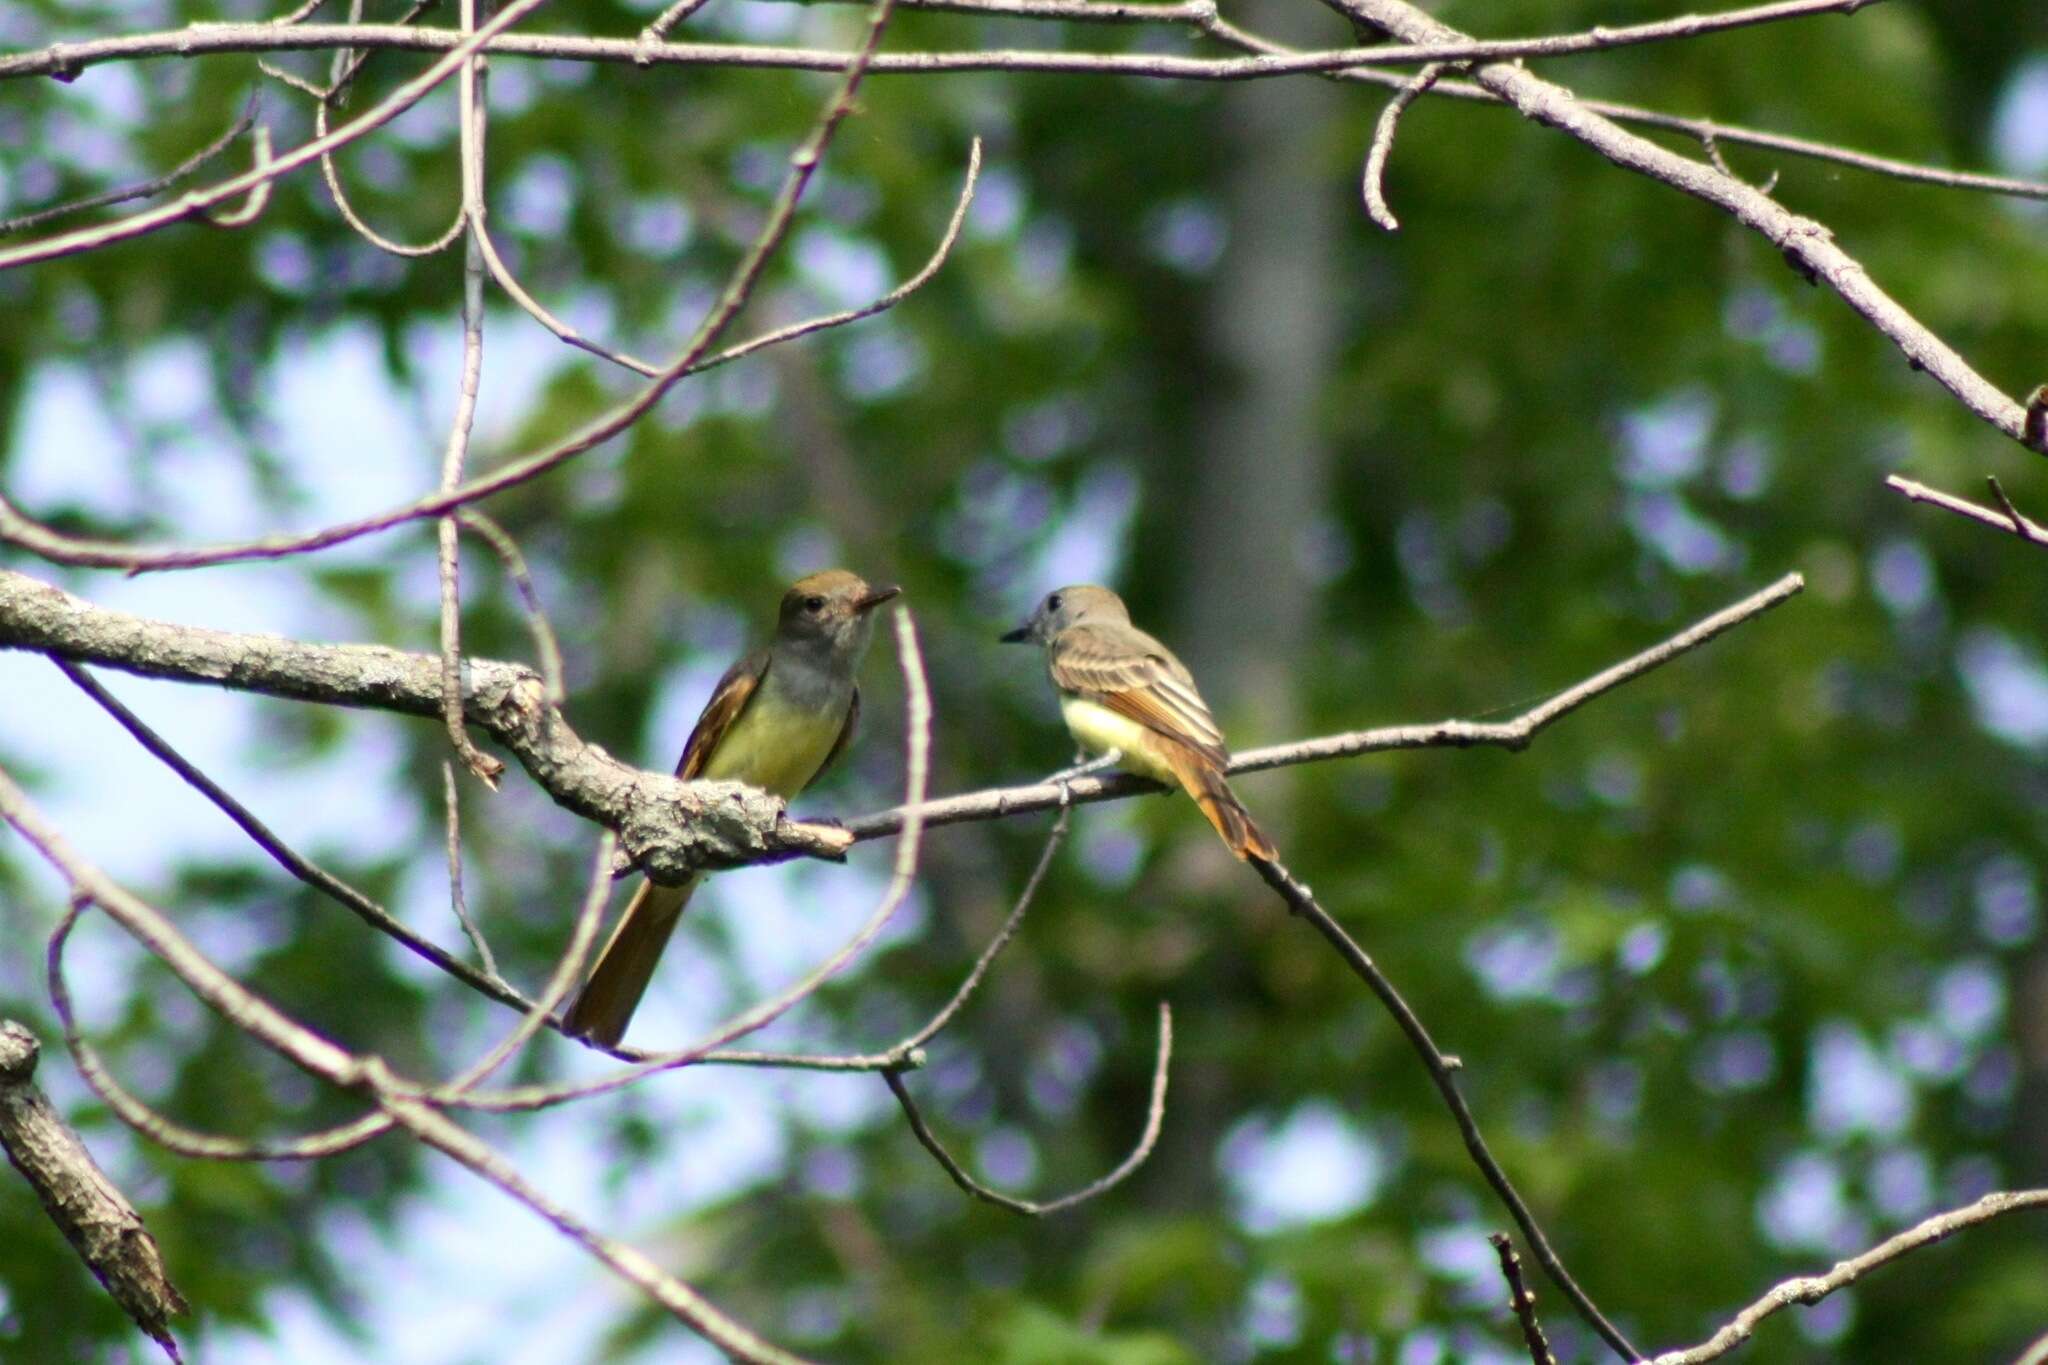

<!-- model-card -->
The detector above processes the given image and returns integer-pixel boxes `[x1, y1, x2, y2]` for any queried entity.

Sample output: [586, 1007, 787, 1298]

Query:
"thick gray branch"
[0, 568, 850, 877]
[0, 1021, 187, 1361]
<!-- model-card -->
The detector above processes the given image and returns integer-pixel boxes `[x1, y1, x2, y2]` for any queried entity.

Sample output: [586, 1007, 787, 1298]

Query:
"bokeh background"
[3, 0, 2047, 1360]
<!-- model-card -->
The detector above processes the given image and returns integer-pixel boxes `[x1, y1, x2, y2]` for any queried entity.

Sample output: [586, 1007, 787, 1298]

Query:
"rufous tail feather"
[563, 875, 699, 1047]
[1161, 745, 1276, 863]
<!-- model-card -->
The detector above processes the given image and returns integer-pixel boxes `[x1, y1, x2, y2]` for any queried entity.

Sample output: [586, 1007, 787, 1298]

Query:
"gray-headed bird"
[1002, 584, 1273, 862]
[565, 570, 900, 1046]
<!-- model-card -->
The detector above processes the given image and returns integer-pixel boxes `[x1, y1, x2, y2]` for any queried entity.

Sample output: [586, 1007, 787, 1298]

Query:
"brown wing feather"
[1049, 624, 1273, 862]
[675, 649, 770, 779]
[1048, 624, 1227, 764]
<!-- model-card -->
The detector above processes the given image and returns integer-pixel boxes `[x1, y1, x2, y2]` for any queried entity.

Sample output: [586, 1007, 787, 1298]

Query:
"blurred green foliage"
[3, 0, 2047, 1361]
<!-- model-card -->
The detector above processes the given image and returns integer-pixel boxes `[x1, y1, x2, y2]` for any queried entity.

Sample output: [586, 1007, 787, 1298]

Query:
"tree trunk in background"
[1141, 0, 1347, 1239]
[1177, 0, 1346, 748]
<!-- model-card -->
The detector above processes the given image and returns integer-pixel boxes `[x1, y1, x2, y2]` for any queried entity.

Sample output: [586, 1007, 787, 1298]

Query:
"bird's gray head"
[999, 584, 1130, 646]
[776, 569, 900, 658]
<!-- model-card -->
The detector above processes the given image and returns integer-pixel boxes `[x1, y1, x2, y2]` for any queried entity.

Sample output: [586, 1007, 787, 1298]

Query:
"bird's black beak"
[854, 585, 902, 614]
[999, 622, 1032, 644]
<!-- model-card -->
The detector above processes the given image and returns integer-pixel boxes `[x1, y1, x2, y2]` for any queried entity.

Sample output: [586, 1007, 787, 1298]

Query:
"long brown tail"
[1161, 745, 1276, 863]
[563, 875, 699, 1047]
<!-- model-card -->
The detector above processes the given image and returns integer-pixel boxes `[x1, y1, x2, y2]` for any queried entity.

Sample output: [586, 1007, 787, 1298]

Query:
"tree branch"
[1251, 855, 1639, 1360]
[1886, 473, 2048, 547]
[883, 1001, 1171, 1215]
[0, 567, 854, 876]
[1647, 1189, 2048, 1363]
[0, 1020, 188, 1362]
[1313, 0, 2031, 449]
[847, 572, 1805, 840]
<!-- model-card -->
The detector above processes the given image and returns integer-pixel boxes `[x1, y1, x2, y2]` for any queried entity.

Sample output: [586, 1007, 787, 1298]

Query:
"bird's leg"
[1047, 748, 1122, 808]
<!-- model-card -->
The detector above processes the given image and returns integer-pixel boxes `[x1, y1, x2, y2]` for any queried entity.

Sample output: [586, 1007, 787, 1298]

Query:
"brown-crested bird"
[563, 570, 900, 1047]
[1001, 584, 1274, 862]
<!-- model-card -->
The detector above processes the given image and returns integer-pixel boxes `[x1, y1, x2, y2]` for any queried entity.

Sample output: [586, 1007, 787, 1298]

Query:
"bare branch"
[478, 138, 982, 381]
[1250, 854, 1639, 1360]
[0, 1020, 188, 1361]
[1491, 1234, 1558, 1365]
[884, 1001, 1171, 1215]
[442, 760, 500, 976]
[0, 1, 1900, 87]
[0, 95, 258, 237]
[3, 568, 856, 877]
[47, 899, 395, 1161]
[2, 768, 816, 1364]
[1316, 0, 2033, 448]
[0, 0, 554, 273]
[424, 605, 933, 1112]
[0, 0, 918, 573]
[1195, 25, 2048, 201]
[847, 572, 1805, 841]
[1360, 62, 1442, 232]
[50, 656, 534, 1015]
[1886, 474, 2048, 546]
[434, 0, 506, 787]
[200, 122, 275, 228]
[455, 510, 567, 705]
[1647, 1189, 2048, 1364]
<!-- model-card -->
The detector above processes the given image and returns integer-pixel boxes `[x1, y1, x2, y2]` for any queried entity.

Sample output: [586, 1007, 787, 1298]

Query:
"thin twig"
[883, 1002, 1171, 1215]
[201, 123, 275, 228]
[435, 0, 505, 786]
[888, 806, 1069, 1062]
[0, 1, 930, 573]
[0, 1, 1903, 88]
[456, 509, 566, 704]
[1361, 61, 1442, 232]
[442, 760, 500, 975]
[1251, 855, 1639, 1361]
[1885, 474, 2048, 547]
[420, 603, 931, 1112]
[846, 573, 1805, 842]
[0, 96, 259, 237]
[0, 770, 812, 1365]
[1647, 1190, 2048, 1364]
[1491, 1234, 1558, 1365]
[50, 656, 532, 1011]
[47, 899, 396, 1161]
[0, 0, 552, 273]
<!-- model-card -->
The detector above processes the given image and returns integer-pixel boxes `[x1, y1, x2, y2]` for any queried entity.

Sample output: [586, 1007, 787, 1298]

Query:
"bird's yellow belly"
[1059, 695, 1178, 786]
[702, 690, 845, 797]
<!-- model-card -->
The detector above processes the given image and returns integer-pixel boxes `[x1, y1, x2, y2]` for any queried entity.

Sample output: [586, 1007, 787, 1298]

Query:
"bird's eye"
[1046, 593, 1062, 612]
[804, 595, 826, 613]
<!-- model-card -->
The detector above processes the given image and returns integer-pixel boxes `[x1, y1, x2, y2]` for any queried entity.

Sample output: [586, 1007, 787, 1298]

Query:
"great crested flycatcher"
[564, 569, 900, 1046]
[1001, 584, 1274, 862]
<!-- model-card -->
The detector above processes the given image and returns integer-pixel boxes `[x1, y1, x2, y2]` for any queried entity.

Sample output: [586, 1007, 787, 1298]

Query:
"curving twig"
[1646, 1189, 2048, 1364]
[884, 1001, 1171, 1215]
[1360, 61, 1442, 232]
[0, 96, 259, 237]
[474, 139, 982, 381]
[1, 758, 813, 1364]
[0, 0, 554, 273]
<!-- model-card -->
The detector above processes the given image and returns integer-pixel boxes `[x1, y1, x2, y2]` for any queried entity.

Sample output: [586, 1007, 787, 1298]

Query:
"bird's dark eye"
[1046, 593, 1062, 612]
[804, 595, 826, 612]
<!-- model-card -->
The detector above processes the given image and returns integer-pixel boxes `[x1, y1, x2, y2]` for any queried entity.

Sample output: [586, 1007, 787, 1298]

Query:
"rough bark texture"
[0, 1020, 188, 1361]
[0, 568, 851, 878]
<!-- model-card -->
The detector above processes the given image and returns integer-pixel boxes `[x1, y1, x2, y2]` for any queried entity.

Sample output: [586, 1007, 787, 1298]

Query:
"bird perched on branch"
[564, 570, 900, 1047]
[1001, 584, 1273, 862]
